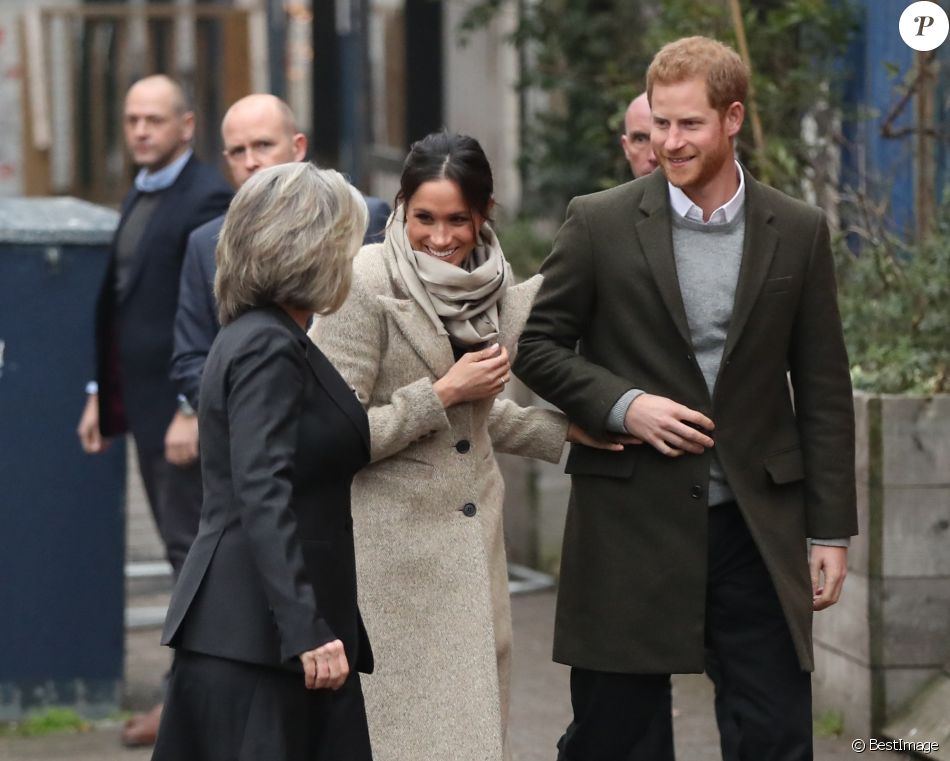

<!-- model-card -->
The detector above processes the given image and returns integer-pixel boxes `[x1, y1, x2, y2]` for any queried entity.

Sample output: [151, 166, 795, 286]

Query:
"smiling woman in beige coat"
[312, 132, 623, 761]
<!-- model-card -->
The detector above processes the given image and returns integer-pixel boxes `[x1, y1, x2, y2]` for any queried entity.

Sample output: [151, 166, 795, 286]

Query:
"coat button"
[691, 485, 704, 499]
[455, 439, 471, 453]
[462, 502, 477, 517]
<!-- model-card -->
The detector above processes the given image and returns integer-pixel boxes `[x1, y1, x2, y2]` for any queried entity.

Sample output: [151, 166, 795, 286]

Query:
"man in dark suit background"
[76, 73, 232, 746]
[620, 92, 659, 179]
[168, 93, 391, 443]
[515, 36, 857, 760]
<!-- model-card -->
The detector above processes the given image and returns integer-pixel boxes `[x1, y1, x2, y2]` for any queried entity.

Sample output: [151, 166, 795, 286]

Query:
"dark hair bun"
[396, 131, 493, 219]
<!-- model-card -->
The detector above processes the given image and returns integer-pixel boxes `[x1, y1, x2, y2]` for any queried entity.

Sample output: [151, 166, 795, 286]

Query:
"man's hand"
[77, 394, 109, 453]
[623, 393, 715, 457]
[164, 411, 199, 466]
[299, 638, 349, 690]
[811, 545, 847, 611]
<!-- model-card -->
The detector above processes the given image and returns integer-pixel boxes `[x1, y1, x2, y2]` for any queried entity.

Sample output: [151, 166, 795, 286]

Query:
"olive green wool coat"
[311, 245, 568, 761]
[513, 167, 858, 675]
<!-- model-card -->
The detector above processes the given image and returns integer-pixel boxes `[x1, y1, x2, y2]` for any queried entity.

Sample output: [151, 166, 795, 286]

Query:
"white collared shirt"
[668, 160, 745, 224]
[134, 148, 193, 193]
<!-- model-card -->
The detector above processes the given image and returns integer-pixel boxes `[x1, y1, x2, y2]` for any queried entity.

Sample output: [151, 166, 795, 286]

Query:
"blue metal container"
[0, 197, 126, 720]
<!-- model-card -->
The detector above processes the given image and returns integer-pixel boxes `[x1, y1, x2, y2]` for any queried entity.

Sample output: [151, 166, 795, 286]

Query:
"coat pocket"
[762, 275, 794, 294]
[564, 444, 638, 479]
[763, 447, 804, 484]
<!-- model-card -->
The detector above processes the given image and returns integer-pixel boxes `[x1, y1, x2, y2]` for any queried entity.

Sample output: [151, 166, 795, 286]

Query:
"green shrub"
[835, 195, 950, 393]
[0, 707, 89, 738]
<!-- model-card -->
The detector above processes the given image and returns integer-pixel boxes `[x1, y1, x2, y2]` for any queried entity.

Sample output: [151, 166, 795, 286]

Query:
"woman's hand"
[299, 638, 349, 690]
[433, 344, 511, 408]
[566, 422, 642, 451]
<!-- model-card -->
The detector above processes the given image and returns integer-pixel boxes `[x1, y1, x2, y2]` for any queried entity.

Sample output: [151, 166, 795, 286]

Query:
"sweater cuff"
[809, 537, 851, 548]
[606, 389, 644, 433]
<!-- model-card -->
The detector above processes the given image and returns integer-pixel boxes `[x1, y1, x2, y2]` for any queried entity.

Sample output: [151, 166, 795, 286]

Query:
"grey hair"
[214, 163, 368, 325]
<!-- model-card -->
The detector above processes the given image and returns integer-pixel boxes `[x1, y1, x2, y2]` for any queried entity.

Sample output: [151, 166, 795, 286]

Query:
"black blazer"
[162, 306, 373, 674]
[170, 194, 392, 409]
[94, 154, 232, 449]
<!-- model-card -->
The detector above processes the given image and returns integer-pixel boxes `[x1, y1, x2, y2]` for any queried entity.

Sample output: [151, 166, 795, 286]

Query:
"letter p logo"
[915, 15, 935, 35]
[900, 2, 948, 50]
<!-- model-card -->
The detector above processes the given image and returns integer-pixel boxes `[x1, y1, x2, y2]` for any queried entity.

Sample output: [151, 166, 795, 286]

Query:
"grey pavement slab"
[1, 590, 913, 760]
[0, 456, 914, 759]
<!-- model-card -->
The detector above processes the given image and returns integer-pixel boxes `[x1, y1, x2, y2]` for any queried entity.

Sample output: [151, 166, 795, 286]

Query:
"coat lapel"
[304, 343, 371, 455]
[497, 276, 537, 359]
[272, 307, 371, 454]
[721, 170, 779, 364]
[378, 295, 455, 379]
[634, 173, 694, 350]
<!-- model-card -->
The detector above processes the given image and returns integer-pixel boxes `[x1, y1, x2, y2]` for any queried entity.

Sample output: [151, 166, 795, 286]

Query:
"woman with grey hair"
[152, 163, 375, 761]
[312, 133, 628, 761]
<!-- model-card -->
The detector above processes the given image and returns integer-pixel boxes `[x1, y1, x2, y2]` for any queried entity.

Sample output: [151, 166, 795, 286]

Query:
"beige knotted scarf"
[388, 205, 511, 347]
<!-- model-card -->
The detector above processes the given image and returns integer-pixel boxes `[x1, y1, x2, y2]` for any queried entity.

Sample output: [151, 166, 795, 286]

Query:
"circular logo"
[900, 1, 949, 50]
[851, 738, 866, 753]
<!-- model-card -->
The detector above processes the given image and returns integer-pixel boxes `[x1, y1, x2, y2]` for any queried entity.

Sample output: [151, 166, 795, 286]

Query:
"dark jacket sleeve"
[171, 224, 221, 408]
[788, 211, 858, 538]
[227, 327, 336, 660]
[513, 197, 638, 437]
[192, 175, 233, 229]
[363, 196, 392, 244]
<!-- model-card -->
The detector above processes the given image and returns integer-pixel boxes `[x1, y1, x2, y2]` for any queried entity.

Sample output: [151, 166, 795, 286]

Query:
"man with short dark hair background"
[76, 74, 232, 746]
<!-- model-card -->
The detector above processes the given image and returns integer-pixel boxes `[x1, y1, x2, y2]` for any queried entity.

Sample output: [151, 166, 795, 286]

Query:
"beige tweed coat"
[311, 244, 568, 761]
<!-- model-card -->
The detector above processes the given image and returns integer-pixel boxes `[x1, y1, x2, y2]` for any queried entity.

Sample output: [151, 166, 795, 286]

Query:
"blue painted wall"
[840, 0, 950, 237]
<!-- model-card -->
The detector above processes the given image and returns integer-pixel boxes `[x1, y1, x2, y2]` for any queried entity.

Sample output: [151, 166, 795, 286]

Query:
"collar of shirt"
[667, 160, 745, 224]
[134, 148, 193, 194]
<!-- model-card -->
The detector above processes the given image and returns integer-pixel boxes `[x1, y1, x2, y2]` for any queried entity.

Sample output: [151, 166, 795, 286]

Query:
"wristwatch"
[177, 394, 197, 417]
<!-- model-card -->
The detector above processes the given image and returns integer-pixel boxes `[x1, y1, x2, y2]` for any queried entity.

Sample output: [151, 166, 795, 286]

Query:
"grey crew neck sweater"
[607, 209, 746, 506]
[671, 210, 744, 506]
[115, 193, 162, 297]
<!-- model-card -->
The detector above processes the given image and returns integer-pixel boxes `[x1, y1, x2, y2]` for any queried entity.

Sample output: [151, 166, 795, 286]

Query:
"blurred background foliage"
[835, 189, 950, 394]
[462, 0, 949, 394]
[460, 0, 859, 218]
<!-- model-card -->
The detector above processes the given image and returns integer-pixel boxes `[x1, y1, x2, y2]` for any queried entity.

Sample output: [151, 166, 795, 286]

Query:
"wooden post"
[19, 14, 50, 196]
[914, 51, 936, 242]
[727, 0, 769, 182]
[222, 11, 251, 113]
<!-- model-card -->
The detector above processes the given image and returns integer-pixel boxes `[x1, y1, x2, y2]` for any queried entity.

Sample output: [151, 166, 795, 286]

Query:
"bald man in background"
[621, 93, 659, 178]
[168, 93, 390, 463]
[76, 74, 232, 746]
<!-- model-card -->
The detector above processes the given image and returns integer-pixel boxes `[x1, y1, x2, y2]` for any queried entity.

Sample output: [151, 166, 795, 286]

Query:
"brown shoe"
[120, 703, 162, 747]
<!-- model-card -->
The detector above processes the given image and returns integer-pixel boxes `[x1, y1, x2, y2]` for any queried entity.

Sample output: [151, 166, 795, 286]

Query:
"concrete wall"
[0, 7, 22, 196]
[814, 393, 950, 735]
[441, 0, 521, 214]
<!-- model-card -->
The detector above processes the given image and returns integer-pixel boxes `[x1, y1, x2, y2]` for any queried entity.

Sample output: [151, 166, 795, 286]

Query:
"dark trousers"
[557, 502, 812, 761]
[135, 442, 202, 578]
[136, 441, 203, 698]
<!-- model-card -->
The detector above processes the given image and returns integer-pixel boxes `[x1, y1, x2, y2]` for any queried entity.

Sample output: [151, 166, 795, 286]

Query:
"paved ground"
[0, 446, 911, 760]
[0, 588, 910, 760]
